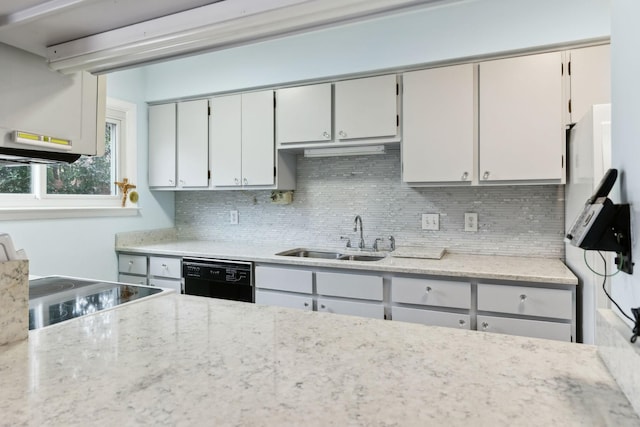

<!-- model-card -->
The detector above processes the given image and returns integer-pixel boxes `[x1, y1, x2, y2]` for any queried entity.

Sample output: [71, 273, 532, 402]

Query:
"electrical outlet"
[464, 212, 478, 232]
[422, 213, 440, 231]
[230, 210, 239, 225]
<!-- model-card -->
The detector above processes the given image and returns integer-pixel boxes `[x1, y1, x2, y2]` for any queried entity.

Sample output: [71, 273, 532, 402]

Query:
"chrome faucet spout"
[354, 215, 365, 249]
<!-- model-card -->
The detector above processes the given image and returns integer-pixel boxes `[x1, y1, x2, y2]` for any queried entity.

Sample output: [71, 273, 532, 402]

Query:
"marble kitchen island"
[0, 293, 636, 426]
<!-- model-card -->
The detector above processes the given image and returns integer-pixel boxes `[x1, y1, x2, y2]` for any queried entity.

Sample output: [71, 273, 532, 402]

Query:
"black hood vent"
[0, 147, 81, 165]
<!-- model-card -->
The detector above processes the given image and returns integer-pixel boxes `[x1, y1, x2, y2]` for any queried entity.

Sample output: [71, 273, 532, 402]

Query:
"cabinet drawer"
[255, 266, 313, 294]
[477, 283, 572, 319]
[392, 306, 470, 330]
[118, 254, 147, 275]
[255, 290, 313, 311]
[392, 277, 470, 309]
[316, 271, 383, 301]
[477, 314, 572, 342]
[149, 256, 182, 279]
[317, 297, 384, 319]
[148, 277, 182, 294]
[118, 274, 147, 286]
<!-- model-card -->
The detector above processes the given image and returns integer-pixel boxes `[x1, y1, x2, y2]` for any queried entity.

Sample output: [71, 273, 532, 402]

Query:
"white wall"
[0, 67, 174, 281]
[611, 0, 640, 325]
[143, 0, 610, 101]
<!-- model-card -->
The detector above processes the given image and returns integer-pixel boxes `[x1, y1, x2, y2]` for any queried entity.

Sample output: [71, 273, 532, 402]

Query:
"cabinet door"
[479, 52, 564, 182]
[569, 44, 610, 124]
[402, 64, 475, 183]
[149, 256, 181, 279]
[277, 83, 332, 144]
[118, 254, 147, 275]
[391, 277, 470, 309]
[118, 274, 147, 286]
[317, 297, 385, 319]
[477, 314, 571, 342]
[335, 74, 398, 140]
[256, 290, 313, 311]
[477, 283, 572, 320]
[255, 265, 313, 294]
[177, 99, 209, 188]
[241, 90, 275, 186]
[148, 103, 176, 187]
[392, 306, 470, 329]
[148, 277, 182, 294]
[316, 271, 383, 301]
[210, 95, 242, 187]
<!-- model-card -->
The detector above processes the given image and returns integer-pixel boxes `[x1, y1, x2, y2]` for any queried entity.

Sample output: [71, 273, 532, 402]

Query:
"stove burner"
[29, 277, 100, 299]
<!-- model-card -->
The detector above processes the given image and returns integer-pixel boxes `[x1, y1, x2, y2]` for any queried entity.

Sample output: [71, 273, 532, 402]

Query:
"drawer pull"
[303, 302, 309, 307]
[519, 294, 527, 303]
[320, 304, 326, 309]
[458, 319, 466, 327]
[481, 322, 489, 330]
[425, 286, 432, 294]
[461, 172, 468, 181]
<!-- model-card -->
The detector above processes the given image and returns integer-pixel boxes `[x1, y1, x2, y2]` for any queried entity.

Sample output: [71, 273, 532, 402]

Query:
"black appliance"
[29, 276, 164, 330]
[182, 258, 254, 302]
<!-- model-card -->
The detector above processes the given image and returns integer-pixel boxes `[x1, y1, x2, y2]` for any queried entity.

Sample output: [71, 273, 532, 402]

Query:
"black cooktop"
[29, 276, 162, 330]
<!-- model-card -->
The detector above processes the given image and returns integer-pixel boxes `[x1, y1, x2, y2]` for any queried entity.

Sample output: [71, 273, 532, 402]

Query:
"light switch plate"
[230, 210, 239, 225]
[464, 212, 478, 232]
[422, 213, 440, 231]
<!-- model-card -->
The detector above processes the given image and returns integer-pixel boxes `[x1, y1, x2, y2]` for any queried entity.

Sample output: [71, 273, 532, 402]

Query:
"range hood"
[0, 147, 81, 165]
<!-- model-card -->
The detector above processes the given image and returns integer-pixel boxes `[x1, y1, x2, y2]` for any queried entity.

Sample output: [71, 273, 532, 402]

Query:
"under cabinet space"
[317, 297, 385, 319]
[255, 289, 313, 311]
[316, 271, 383, 301]
[477, 314, 571, 342]
[392, 306, 470, 330]
[118, 254, 147, 276]
[255, 265, 313, 294]
[477, 283, 572, 320]
[392, 277, 470, 309]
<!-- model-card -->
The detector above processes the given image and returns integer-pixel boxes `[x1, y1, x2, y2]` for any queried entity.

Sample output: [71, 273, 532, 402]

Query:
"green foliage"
[0, 166, 31, 193]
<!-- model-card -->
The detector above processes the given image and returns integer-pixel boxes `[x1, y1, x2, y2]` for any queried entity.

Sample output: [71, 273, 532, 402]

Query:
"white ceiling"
[0, 0, 225, 56]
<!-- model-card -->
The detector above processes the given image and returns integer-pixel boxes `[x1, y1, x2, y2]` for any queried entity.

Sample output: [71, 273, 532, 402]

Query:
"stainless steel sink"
[275, 248, 385, 262]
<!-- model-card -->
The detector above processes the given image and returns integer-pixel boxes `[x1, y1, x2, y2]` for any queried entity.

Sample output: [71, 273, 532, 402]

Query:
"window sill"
[0, 206, 140, 221]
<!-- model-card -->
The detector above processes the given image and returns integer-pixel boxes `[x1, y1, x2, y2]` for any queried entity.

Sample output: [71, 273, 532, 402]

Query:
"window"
[0, 98, 137, 218]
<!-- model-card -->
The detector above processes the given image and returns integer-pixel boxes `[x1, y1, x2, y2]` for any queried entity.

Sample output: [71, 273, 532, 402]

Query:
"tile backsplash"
[176, 150, 565, 258]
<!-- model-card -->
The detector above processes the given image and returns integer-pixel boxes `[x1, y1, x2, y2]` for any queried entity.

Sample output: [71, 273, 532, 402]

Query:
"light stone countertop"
[116, 239, 578, 285]
[0, 293, 635, 426]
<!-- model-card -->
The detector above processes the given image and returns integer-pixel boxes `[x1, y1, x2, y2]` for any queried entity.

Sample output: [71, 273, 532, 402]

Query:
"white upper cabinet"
[402, 64, 475, 184]
[148, 103, 177, 188]
[210, 90, 278, 188]
[210, 94, 242, 187]
[334, 74, 399, 141]
[177, 99, 209, 188]
[149, 100, 209, 189]
[567, 44, 610, 124]
[242, 91, 275, 186]
[276, 83, 332, 144]
[479, 51, 564, 183]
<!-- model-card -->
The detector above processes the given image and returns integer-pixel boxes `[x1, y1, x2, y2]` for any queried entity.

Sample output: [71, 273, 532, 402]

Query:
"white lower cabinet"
[118, 274, 148, 286]
[392, 306, 470, 329]
[317, 297, 384, 319]
[117, 252, 182, 294]
[255, 289, 313, 311]
[477, 314, 571, 342]
[255, 265, 314, 312]
[316, 271, 383, 301]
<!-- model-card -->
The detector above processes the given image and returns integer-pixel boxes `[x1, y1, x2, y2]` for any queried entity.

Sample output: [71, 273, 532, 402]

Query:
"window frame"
[0, 97, 138, 219]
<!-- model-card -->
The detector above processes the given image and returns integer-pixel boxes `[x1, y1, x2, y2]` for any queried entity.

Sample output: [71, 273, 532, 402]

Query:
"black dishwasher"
[182, 258, 254, 302]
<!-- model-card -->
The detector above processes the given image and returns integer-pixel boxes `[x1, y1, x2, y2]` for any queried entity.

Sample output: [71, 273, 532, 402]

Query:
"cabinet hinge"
[274, 166, 276, 177]
[568, 61, 571, 76]
[273, 94, 276, 109]
[396, 83, 399, 96]
[208, 170, 211, 179]
[561, 62, 564, 76]
[561, 156, 564, 168]
[568, 99, 572, 114]
[208, 106, 211, 116]
[396, 114, 399, 127]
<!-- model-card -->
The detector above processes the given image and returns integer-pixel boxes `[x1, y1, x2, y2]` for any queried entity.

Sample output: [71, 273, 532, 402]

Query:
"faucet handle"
[388, 235, 396, 251]
[373, 238, 383, 252]
[340, 236, 351, 248]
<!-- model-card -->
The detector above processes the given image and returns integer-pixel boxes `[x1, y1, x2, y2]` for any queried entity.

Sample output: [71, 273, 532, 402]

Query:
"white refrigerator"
[565, 103, 613, 344]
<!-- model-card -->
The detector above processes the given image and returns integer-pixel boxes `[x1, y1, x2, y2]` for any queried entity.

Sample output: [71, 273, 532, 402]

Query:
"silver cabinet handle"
[520, 294, 527, 303]
[303, 302, 309, 307]
[481, 322, 489, 330]
[243, 178, 248, 185]
[461, 172, 469, 181]
[425, 286, 432, 294]
[161, 263, 168, 269]
[458, 319, 466, 327]
[338, 130, 347, 138]
[128, 260, 134, 265]
[168, 179, 174, 185]
[234, 178, 239, 185]
[320, 304, 326, 309]
[322, 131, 330, 139]
[482, 171, 490, 180]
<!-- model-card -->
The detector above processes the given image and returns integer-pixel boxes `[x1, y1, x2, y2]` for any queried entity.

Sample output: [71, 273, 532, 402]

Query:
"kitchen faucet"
[354, 215, 365, 249]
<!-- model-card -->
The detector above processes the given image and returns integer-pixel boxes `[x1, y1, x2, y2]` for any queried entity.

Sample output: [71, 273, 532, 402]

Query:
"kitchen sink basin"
[275, 248, 385, 262]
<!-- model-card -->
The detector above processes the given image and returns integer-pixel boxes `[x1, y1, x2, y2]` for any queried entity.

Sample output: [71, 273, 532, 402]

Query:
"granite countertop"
[117, 239, 578, 285]
[0, 293, 635, 426]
